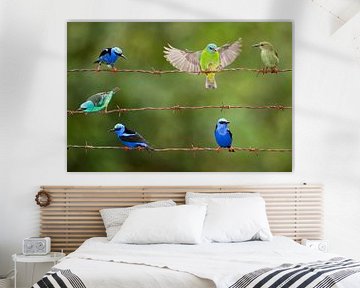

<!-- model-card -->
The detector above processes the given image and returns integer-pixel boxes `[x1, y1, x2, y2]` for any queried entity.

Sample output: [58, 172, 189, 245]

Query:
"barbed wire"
[67, 144, 292, 153]
[68, 104, 292, 115]
[67, 67, 292, 74]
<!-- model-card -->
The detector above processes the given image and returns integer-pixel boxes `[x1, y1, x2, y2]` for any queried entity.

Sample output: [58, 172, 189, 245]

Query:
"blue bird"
[109, 123, 153, 151]
[214, 118, 235, 152]
[94, 47, 126, 71]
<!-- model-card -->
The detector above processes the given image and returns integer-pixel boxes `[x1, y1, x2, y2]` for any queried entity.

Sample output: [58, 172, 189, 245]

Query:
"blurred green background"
[67, 22, 292, 172]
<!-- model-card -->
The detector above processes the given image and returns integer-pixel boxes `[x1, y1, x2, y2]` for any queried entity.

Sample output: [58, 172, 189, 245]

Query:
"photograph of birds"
[110, 123, 153, 150]
[77, 87, 120, 113]
[94, 47, 126, 71]
[252, 42, 279, 73]
[214, 118, 234, 152]
[67, 22, 292, 172]
[164, 39, 242, 89]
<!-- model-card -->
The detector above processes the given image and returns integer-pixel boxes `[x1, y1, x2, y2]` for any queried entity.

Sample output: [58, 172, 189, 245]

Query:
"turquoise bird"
[77, 87, 120, 113]
[164, 39, 242, 89]
[252, 42, 279, 73]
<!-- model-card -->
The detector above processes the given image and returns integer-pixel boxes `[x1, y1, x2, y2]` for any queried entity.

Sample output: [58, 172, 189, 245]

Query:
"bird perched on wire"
[94, 47, 126, 71]
[77, 87, 120, 113]
[252, 42, 279, 73]
[109, 123, 153, 151]
[164, 39, 242, 89]
[214, 118, 234, 152]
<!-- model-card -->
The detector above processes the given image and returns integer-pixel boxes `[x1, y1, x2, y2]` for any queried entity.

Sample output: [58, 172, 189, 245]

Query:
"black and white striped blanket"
[32, 258, 360, 288]
[229, 258, 360, 288]
[32, 268, 86, 288]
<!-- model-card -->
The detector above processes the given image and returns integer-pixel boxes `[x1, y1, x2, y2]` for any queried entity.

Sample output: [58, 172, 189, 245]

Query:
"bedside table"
[12, 252, 65, 288]
[301, 239, 328, 252]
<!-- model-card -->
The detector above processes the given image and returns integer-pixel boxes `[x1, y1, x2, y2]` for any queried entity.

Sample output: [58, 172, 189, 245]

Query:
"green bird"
[252, 41, 279, 73]
[164, 39, 242, 89]
[77, 87, 120, 113]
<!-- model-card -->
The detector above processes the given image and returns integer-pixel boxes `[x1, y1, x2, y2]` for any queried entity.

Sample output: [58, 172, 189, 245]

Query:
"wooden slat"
[39, 184, 323, 253]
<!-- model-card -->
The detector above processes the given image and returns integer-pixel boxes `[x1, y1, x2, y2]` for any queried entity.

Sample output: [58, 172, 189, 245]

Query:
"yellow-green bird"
[164, 39, 242, 89]
[252, 41, 279, 73]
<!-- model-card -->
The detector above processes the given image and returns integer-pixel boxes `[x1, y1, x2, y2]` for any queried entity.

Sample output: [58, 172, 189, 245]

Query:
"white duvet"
[53, 237, 360, 288]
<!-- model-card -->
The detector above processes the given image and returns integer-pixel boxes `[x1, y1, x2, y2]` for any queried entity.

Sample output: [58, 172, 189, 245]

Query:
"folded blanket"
[229, 258, 360, 288]
[32, 268, 86, 288]
[33, 258, 360, 288]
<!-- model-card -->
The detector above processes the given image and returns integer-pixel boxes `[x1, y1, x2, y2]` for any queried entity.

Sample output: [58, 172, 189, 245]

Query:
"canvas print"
[67, 22, 292, 172]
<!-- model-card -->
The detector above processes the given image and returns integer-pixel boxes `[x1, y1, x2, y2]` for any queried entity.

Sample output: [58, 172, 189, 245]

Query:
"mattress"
[35, 236, 360, 288]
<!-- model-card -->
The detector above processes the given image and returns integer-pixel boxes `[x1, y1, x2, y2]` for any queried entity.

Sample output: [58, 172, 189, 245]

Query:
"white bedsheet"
[54, 237, 360, 288]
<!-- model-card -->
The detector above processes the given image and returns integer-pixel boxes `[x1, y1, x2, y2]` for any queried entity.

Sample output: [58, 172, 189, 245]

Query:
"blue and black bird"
[214, 118, 235, 152]
[94, 47, 126, 71]
[109, 123, 153, 150]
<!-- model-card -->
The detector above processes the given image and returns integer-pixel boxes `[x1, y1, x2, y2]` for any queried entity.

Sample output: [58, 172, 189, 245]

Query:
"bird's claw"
[257, 67, 278, 75]
[228, 147, 235, 152]
[271, 67, 279, 73]
[112, 67, 118, 72]
[216, 147, 221, 152]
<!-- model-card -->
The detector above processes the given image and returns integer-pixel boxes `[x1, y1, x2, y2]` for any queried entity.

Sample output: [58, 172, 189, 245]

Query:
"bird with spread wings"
[164, 38, 242, 89]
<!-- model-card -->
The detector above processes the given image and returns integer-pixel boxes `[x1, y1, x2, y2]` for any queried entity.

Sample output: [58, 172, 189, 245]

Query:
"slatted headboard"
[39, 184, 323, 253]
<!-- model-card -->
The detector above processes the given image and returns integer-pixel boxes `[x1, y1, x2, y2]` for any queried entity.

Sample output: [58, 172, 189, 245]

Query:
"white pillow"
[186, 192, 260, 204]
[111, 205, 207, 244]
[202, 197, 272, 243]
[100, 200, 176, 240]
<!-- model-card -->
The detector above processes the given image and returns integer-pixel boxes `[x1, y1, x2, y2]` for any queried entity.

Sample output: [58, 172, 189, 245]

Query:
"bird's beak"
[112, 87, 120, 94]
[120, 54, 127, 60]
[109, 128, 115, 132]
[252, 43, 260, 48]
[215, 47, 220, 51]
[226, 121, 230, 124]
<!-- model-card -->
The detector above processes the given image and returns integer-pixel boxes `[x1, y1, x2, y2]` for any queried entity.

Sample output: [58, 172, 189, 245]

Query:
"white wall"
[1, 0, 360, 286]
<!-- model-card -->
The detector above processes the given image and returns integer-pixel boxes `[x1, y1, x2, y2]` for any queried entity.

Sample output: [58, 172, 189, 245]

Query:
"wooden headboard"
[39, 184, 323, 253]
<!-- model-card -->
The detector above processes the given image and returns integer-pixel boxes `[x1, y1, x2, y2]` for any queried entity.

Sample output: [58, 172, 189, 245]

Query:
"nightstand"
[301, 239, 328, 252]
[12, 252, 65, 288]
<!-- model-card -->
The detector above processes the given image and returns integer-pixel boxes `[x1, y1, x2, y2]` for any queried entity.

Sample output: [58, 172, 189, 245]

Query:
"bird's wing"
[164, 45, 201, 73]
[275, 50, 279, 63]
[218, 38, 242, 68]
[121, 128, 148, 144]
[98, 48, 112, 57]
[87, 92, 106, 106]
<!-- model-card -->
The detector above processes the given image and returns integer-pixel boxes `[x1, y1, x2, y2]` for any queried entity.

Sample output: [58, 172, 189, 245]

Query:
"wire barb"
[67, 67, 292, 74]
[67, 145, 292, 153]
[67, 104, 291, 115]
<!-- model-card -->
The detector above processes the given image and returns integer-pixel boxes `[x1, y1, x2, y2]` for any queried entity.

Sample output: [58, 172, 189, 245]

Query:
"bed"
[33, 185, 360, 288]
[33, 236, 360, 288]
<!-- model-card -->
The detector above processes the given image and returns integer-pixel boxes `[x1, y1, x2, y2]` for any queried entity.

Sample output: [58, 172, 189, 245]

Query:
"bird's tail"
[93, 59, 100, 64]
[146, 145, 155, 151]
[205, 74, 217, 89]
